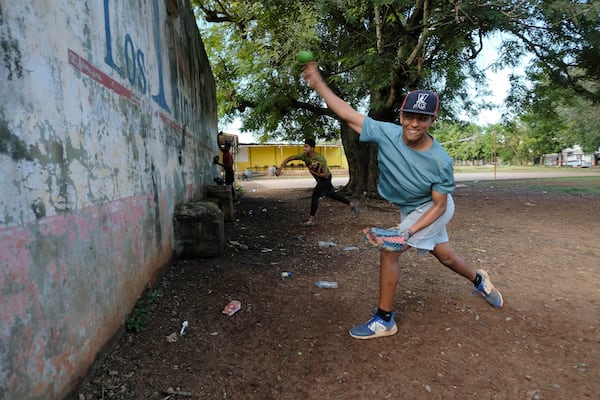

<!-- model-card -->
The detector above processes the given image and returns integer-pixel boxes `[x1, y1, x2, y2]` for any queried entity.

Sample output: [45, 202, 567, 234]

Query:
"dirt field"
[76, 179, 599, 400]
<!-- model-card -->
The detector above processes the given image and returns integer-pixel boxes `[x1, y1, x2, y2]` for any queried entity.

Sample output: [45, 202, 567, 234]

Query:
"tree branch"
[291, 99, 337, 119]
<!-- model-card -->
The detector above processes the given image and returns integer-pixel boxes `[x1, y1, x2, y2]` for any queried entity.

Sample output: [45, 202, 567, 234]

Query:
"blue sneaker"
[349, 313, 398, 339]
[474, 269, 504, 308]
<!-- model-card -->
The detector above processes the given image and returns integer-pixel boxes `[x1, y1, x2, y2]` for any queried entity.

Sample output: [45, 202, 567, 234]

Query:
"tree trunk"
[340, 68, 415, 199]
[339, 123, 379, 198]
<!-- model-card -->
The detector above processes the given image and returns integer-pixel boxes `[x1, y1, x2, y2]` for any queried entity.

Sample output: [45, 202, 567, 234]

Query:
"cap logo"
[413, 93, 430, 111]
[401, 90, 438, 116]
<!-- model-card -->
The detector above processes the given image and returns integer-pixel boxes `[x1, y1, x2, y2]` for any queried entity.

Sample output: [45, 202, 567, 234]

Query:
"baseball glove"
[363, 227, 411, 252]
[309, 162, 323, 173]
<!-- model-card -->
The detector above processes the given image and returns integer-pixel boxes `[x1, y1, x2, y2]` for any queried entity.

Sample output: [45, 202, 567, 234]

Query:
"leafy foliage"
[192, 0, 599, 191]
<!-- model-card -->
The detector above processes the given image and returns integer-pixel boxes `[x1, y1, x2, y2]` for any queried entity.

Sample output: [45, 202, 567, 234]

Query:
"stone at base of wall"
[174, 201, 224, 258]
[206, 185, 234, 222]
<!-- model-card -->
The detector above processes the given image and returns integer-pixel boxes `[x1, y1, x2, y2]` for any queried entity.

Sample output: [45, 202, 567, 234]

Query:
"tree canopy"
[193, 0, 599, 193]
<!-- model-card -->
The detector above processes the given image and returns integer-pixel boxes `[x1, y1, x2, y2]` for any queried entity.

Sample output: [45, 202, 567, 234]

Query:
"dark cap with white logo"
[400, 90, 439, 116]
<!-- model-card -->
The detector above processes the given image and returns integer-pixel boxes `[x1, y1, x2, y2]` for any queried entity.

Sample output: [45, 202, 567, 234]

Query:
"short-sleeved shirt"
[222, 151, 233, 171]
[360, 117, 455, 214]
[292, 152, 330, 176]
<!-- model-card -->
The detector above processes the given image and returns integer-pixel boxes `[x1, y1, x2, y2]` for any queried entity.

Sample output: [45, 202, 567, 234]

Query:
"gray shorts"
[398, 194, 455, 253]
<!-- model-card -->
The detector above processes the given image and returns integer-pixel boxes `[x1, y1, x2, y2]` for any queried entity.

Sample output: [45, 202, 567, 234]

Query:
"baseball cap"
[400, 90, 439, 116]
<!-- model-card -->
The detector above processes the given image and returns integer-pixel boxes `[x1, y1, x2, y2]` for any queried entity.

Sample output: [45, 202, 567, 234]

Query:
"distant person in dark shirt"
[275, 138, 359, 226]
[216, 143, 236, 202]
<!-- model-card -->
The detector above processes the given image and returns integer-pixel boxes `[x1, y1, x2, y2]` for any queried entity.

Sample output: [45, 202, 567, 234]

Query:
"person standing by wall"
[217, 142, 237, 203]
[275, 138, 360, 226]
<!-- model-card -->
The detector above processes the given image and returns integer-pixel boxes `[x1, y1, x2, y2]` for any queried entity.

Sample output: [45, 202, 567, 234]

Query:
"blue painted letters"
[103, 0, 170, 112]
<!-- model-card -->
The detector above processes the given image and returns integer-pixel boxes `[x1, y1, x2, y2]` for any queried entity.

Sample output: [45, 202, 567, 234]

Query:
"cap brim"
[400, 109, 437, 116]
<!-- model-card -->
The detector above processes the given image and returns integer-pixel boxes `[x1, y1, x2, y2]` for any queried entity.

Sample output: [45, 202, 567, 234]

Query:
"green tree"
[512, 70, 599, 158]
[512, 1, 600, 103]
[506, 1, 600, 156]
[434, 122, 478, 163]
[558, 97, 600, 153]
[194, 0, 599, 195]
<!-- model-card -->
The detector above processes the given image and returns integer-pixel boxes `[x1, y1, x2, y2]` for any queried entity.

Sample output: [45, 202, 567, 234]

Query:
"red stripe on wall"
[68, 49, 194, 141]
[68, 49, 140, 106]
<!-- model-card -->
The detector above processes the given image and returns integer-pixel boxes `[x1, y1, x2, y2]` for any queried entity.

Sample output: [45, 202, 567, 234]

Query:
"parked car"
[564, 159, 591, 168]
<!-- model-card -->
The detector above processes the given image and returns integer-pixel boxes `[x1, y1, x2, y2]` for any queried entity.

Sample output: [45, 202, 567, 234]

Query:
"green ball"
[297, 50, 314, 64]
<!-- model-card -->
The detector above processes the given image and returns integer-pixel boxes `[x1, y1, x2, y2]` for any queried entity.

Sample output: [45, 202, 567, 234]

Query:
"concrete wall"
[0, 1, 217, 398]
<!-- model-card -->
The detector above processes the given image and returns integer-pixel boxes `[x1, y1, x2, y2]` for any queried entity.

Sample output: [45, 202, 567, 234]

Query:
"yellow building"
[234, 143, 349, 173]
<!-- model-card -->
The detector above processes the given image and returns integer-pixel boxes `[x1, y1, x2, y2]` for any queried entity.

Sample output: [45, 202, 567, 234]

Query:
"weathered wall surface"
[0, 1, 217, 398]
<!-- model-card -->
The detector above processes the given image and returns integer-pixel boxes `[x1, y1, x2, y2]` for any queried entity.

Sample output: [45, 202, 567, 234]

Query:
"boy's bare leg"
[378, 250, 403, 311]
[431, 241, 503, 308]
[430, 241, 477, 281]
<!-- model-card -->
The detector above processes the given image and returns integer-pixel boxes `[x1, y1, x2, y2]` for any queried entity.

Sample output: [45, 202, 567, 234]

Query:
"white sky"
[470, 32, 524, 127]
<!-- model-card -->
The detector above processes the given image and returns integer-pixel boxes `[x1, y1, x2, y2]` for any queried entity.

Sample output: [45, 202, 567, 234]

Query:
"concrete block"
[174, 201, 224, 258]
[206, 185, 234, 221]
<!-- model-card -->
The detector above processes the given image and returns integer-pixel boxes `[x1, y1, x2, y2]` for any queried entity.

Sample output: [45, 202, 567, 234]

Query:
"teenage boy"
[301, 61, 503, 339]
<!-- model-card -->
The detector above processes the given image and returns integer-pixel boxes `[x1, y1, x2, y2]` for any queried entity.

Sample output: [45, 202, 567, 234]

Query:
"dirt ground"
[76, 179, 599, 400]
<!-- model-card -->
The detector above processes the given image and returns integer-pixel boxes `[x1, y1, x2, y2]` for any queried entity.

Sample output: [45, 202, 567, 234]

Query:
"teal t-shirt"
[360, 117, 455, 214]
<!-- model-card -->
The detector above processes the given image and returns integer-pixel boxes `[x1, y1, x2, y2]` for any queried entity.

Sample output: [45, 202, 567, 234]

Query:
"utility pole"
[493, 130, 497, 180]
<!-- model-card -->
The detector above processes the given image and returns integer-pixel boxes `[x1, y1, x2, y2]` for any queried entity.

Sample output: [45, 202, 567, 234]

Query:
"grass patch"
[453, 165, 593, 173]
[474, 176, 600, 196]
[126, 289, 161, 333]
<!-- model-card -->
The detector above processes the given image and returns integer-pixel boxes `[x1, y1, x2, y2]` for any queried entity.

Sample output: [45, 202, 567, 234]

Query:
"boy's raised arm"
[301, 62, 365, 135]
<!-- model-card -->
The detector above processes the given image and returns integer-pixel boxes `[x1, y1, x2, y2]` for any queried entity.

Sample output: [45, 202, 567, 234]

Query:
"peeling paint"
[1, 0, 217, 398]
[0, 32, 24, 80]
[0, 119, 33, 161]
